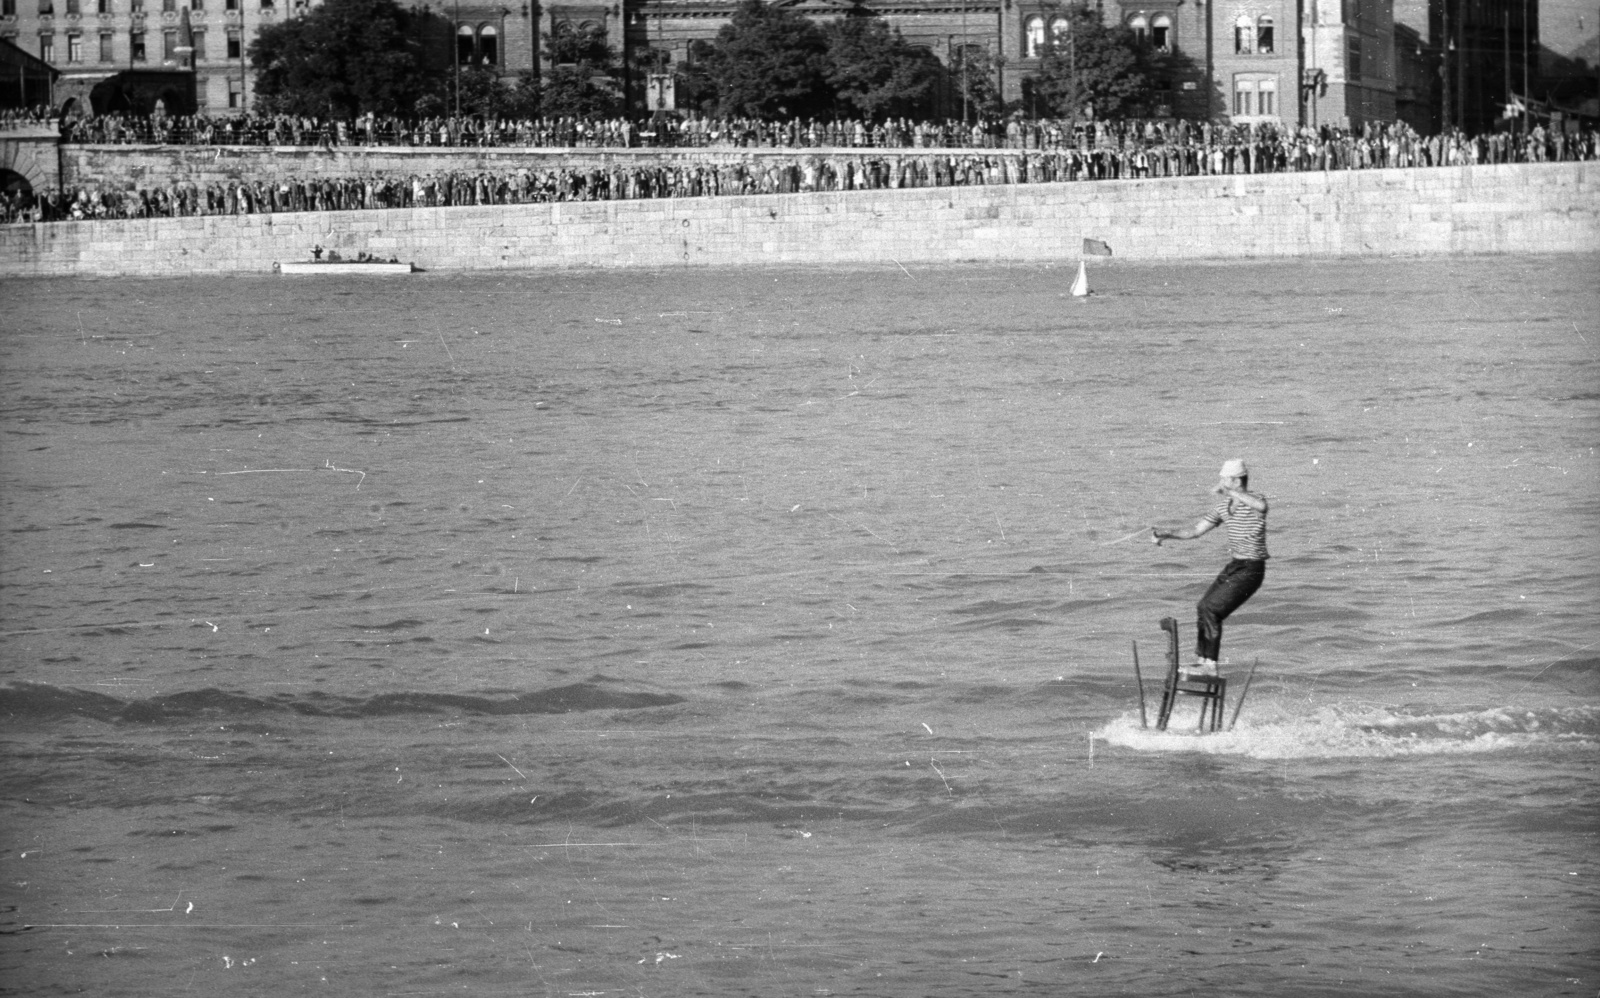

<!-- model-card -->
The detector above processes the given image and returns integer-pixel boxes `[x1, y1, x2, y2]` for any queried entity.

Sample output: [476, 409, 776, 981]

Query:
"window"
[1256, 16, 1274, 53]
[191, 27, 203, 59]
[1233, 79, 1254, 116]
[1233, 74, 1276, 117]
[129, 28, 144, 60]
[99, 30, 112, 60]
[162, 27, 175, 59]
[1128, 14, 1148, 45]
[130, 0, 141, 12]
[196, 77, 208, 107]
[65, 0, 79, 14]
[1234, 15, 1254, 54]
[162, 0, 172, 10]
[39, 33, 52, 62]
[225, 27, 238, 57]
[224, 0, 237, 10]
[97, 0, 109, 13]
[67, 31, 81, 61]
[478, 23, 497, 65]
[190, 0, 201, 8]
[456, 23, 473, 64]
[1049, 17, 1068, 47]
[1023, 15, 1044, 58]
[1346, 35, 1362, 79]
[228, 80, 241, 108]
[37, 0, 52, 14]
[259, 0, 272, 8]
[1151, 13, 1171, 51]
[1, 0, 14, 15]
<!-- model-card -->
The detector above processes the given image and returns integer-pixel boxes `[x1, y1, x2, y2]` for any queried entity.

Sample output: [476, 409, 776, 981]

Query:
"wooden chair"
[1155, 617, 1227, 732]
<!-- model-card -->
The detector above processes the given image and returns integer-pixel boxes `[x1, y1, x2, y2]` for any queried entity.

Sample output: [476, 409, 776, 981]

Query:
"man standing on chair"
[1151, 458, 1268, 675]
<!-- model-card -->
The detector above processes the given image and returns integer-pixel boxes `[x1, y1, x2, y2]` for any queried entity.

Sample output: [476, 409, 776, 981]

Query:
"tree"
[416, 66, 539, 119]
[673, 41, 721, 115]
[948, 43, 1004, 121]
[539, 23, 623, 118]
[1030, 3, 1150, 120]
[823, 16, 941, 120]
[702, 0, 831, 119]
[249, 0, 442, 118]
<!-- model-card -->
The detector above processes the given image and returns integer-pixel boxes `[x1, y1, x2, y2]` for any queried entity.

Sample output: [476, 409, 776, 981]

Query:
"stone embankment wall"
[2, 160, 1595, 278]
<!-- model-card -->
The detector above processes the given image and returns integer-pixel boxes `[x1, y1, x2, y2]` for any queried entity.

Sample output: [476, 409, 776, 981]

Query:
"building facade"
[4, 0, 1407, 126]
[616, 0, 1354, 127]
[1302, 0, 1396, 128]
[0, 0, 538, 114]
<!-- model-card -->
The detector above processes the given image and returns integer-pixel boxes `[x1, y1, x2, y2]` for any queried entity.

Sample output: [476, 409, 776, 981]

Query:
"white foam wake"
[1094, 702, 1600, 759]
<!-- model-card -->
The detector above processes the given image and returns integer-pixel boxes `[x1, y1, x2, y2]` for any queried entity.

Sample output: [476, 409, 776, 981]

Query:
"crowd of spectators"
[0, 106, 57, 129]
[4, 112, 1595, 224]
[44, 110, 1600, 160]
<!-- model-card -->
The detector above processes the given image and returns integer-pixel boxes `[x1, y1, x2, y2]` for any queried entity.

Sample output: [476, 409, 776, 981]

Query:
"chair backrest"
[1159, 617, 1180, 680]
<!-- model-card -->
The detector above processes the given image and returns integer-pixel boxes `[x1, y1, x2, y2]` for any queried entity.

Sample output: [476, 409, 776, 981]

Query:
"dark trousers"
[1196, 559, 1265, 661]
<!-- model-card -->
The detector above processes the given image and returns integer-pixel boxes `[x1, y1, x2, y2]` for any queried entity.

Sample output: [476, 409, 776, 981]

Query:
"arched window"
[456, 23, 475, 65]
[1151, 13, 1172, 51]
[1255, 16, 1274, 53]
[1128, 14, 1148, 45]
[1049, 16, 1069, 46]
[1024, 15, 1044, 59]
[478, 23, 498, 65]
[1234, 15, 1254, 54]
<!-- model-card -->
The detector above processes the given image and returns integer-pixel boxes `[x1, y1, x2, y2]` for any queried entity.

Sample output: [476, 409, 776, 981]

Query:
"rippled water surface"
[1, 256, 1597, 997]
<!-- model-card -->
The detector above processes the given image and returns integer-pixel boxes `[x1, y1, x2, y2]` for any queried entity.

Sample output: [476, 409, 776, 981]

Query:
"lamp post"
[1521, 0, 1529, 134]
[238, 0, 247, 113]
[961, 0, 969, 125]
[1440, 0, 1451, 131]
[454, 0, 461, 117]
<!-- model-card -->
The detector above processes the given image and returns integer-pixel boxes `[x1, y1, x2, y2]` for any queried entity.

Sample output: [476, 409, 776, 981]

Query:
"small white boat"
[1070, 261, 1089, 297]
[277, 260, 415, 275]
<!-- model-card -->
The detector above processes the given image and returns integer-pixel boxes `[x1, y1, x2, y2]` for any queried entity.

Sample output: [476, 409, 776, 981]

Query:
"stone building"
[2, 0, 1411, 127]
[1302, 0, 1396, 128]
[610, 0, 1321, 124]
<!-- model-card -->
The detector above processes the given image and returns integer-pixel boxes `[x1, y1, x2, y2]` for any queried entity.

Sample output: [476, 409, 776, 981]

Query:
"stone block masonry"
[1, 161, 1595, 278]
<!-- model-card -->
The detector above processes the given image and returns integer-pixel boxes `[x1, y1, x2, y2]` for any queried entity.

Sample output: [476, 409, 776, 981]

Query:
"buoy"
[1070, 261, 1089, 297]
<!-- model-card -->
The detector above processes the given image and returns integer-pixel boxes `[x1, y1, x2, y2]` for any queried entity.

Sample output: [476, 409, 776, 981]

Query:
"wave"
[1095, 702, 1600, 759]
[0, 681, 685, 724]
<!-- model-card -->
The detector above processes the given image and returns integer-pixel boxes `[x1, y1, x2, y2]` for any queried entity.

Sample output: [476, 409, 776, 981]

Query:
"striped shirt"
[1202, 494, 1269, 561]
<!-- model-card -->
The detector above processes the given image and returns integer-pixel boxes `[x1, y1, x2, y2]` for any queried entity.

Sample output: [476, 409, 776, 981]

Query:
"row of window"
[34, 25, 240, 62]
[1232, 74, 1279, 115]
[1023, 12, 1274, 59]
[10, 0, 273, 13]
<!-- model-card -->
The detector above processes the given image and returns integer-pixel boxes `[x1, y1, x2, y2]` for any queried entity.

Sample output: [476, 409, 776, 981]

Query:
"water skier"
[1151, 458, 1268, 675]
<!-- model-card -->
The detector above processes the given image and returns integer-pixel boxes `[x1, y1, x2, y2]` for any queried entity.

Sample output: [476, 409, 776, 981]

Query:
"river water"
[1, 255, 1596, 997]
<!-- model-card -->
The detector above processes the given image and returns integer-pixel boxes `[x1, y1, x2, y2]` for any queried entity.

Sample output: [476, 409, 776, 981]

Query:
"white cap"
[1219, 458, 1248, 478]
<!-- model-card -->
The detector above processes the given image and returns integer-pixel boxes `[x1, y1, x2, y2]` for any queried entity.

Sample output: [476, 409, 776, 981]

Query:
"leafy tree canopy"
[822, 16, 941, 120]
[948, 43, 1004, 121]
[1031, 3, 1150, 120]
[702, 0, 831, 119]
[415, 67, 540, 119]
[249, 0, 440, 117]
[539, 23, 623, 118]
